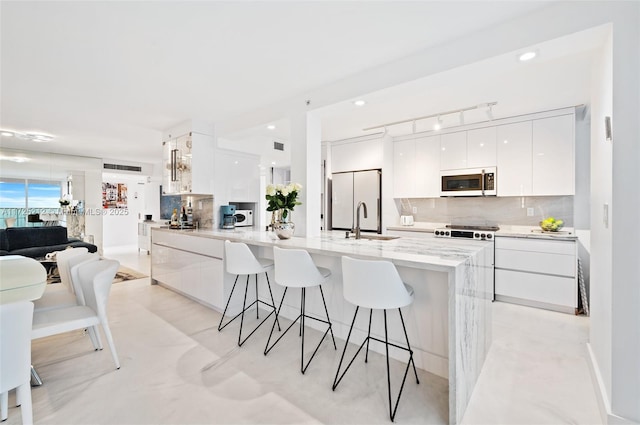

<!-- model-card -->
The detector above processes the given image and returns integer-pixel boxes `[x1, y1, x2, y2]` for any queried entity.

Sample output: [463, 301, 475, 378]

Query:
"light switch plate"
[412, 206, 418, 214]
[527, 208, 534, 216]
[603, 203, 609, 228]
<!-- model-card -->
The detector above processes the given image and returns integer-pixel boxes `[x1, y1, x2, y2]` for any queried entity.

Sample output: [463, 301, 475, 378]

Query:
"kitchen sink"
[358, 234, 400, 241]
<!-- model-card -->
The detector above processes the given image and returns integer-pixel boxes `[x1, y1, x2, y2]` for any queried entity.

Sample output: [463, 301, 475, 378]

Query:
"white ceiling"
[0, 1, 604, 172]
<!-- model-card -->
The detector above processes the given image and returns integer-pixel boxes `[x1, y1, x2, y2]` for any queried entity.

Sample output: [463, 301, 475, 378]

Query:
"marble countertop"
[153, 227, 491, 271]
[387, 223, 578, 240]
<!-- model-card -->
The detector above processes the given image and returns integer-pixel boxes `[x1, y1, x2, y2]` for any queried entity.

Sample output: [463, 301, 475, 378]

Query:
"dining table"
[0, 255, 48, 385]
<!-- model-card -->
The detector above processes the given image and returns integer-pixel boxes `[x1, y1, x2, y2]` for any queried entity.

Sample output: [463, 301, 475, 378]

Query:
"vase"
[271, 210, 295, 239]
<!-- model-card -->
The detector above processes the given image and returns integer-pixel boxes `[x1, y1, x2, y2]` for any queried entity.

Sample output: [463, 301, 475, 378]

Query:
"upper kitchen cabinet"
[497, 121, 533, 196]
[532, 114, 575, 195]
[213, 149, 260, 203]
[415, 135, 440, 197]
[440, 131, 467, 170]
[331, 138, 383, 173]
[392, 139, 415, 198]
[162, 121, 215, 195]
[466, 127, 497, 168]
[393, 135, 440, 198]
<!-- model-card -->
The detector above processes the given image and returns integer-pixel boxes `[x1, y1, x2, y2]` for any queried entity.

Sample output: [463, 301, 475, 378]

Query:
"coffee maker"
[220, 205, 236, 229]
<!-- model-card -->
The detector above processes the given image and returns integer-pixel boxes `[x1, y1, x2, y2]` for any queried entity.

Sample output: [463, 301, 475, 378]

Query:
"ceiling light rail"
[362, 102, 497, 132]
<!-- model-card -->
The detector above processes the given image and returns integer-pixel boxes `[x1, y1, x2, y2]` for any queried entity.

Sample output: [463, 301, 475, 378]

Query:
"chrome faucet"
[354, 201, 368, 239]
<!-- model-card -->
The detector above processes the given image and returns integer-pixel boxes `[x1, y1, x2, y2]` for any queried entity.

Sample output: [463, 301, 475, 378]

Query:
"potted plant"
[265, 183, 302, 239]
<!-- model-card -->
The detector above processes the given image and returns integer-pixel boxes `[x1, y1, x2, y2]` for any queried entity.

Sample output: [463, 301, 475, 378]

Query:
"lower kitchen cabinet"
[494, 236, 578, 314]
[151, 230, 225, 309]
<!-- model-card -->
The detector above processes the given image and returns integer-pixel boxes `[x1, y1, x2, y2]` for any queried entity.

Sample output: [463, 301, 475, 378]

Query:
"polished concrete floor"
[4, 246, 602, 424]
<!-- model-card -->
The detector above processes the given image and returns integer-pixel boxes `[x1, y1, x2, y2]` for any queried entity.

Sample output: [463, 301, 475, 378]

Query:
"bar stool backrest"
[341, 256, 413, 310]
[224, 240, 264, 275]
[273, 247, 325, 288]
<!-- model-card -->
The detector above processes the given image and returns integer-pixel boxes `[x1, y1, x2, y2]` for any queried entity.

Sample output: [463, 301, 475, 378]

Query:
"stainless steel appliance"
[331, 169, 381, 233]
[220, 205, 236, 229]
[234, 210, 253, 227]
[434, 224, 498, 240]
[440, 167, 497, 197]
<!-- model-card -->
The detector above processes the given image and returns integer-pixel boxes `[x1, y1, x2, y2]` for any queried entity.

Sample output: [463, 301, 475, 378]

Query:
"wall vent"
[273, 141, 285, 151]
[103, 163, 142, 173]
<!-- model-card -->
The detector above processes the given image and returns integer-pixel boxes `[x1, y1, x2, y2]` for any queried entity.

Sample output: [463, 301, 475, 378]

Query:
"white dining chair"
[0, 301, 35, 424]
[33, 247, 89, 312]
[31, 259, 121, 370]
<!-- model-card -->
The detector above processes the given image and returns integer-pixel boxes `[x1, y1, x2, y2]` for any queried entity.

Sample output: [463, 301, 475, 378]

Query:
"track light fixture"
[433, 116, 442, 131]
[486, 105, 494, 120]
[363, 101, 497, 133]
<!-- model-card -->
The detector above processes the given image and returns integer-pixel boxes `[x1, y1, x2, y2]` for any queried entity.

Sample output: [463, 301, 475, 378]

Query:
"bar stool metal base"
[264, 286, 336, 374]
[218, 272, 281, 347]
[332, 306, 420, 422]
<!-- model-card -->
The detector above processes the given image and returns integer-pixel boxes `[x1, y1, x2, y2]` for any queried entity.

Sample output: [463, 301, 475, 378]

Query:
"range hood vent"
[103, 163, 142, 173]
[273, 141, 285, 151]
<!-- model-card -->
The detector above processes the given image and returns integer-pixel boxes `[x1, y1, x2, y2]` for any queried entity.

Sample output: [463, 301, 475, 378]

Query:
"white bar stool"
[333, 256, 420, 422]
[218, 240, 281, 346]
[264, 246, 336, 374]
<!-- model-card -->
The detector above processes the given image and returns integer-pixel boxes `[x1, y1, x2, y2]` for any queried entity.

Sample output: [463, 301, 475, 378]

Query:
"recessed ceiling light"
[271, 161, 276, 165]
[518, 51, 537, 62]
[353, 100, 366, 107]
[267, 125, 276, 130]
[1, 131, 14, 137]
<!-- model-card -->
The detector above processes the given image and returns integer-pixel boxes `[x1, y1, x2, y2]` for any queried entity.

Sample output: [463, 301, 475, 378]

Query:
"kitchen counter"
[387, 223, 578, 240]
[151, 227, 493, 424]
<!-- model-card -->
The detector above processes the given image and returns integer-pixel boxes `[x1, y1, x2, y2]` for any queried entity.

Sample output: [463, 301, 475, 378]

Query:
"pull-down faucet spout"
[354, 201, 368, 239]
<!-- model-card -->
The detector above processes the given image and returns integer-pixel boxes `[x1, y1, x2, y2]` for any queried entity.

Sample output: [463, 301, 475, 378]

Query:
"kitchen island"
[150, 228, 493, 424]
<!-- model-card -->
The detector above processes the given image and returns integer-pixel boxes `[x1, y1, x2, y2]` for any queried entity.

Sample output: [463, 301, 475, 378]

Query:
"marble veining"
[152, 228, 493, 424]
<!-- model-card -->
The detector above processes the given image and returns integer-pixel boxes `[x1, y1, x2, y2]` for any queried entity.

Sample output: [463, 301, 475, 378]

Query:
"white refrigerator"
[331, 169, 381, 232]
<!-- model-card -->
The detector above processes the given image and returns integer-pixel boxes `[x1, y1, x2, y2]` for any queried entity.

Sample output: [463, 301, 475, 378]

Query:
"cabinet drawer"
[495, 248, 575, 277]
[495, 269, 576, 308]
[151, 231, 224, 258]
[495, 237, 575, 255]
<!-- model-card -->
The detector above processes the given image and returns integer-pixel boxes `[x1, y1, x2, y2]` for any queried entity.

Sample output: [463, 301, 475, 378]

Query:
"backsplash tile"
[396, 196, 574, 227]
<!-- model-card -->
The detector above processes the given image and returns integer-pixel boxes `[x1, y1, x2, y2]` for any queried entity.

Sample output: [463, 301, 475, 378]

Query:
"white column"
[289, 109, 322, 237]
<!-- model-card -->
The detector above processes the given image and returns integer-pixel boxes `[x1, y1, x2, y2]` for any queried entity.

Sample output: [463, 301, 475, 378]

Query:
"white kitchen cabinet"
[496, 121, 533, 196]
[151, 230, 225, 309]
[138, 221, 162, 254]
[440, 131, 467, 170]
[393, 136, 440, 198]
[392, 139, 416, 198]
[331, 138, 383, 173]
[532, 114, 575, 195]
[213, 149, 260, 203]
[415, 135, 441, 197]
[466, 127, 497, 168]
[494, 236, 577, 314]
[162, 132, 215, 195]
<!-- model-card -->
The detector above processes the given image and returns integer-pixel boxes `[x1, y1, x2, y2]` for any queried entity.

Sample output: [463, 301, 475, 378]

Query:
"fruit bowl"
[539, 217, 564, 232]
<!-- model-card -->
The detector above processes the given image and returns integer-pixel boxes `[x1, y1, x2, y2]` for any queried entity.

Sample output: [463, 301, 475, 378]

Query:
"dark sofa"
[0, 226, 97, 258]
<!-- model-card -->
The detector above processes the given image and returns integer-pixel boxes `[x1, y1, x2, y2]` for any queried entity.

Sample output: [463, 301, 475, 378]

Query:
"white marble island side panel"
[150, 228, 492, 424]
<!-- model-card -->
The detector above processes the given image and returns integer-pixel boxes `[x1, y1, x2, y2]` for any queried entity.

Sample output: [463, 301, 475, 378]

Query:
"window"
[27, 180, 62, 208]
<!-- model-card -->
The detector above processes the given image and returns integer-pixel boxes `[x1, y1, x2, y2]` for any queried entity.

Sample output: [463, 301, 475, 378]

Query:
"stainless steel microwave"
[440, 167, 497, 196]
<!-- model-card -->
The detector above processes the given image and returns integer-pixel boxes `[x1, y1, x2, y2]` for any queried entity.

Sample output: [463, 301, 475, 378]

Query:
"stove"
[434, 225, 499, 241]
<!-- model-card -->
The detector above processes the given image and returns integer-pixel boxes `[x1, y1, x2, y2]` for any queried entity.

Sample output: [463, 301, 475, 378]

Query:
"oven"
[440, 167, 496, 197]
[233, 210, 253, 227]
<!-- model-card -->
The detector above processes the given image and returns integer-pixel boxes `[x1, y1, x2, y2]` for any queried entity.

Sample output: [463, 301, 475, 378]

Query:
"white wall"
[101, 175, 147, 248]
[589, 32, 613, 412]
